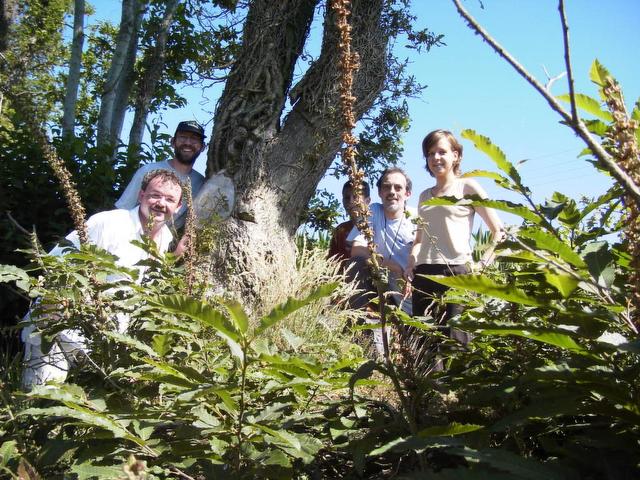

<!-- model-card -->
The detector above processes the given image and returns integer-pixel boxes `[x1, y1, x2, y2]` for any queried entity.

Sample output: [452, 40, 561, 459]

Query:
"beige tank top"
[416, 180, 474, 265]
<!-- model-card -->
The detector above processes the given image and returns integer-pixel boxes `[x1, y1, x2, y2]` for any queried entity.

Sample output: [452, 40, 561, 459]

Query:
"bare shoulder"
[460, 177, 488, 198]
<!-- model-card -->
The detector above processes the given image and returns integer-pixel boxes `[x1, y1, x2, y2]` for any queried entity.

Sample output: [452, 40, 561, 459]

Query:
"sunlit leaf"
[461, 130, 522, 185]
[104, 331, 158, 358]
[19, 406, 146, 447]
[582, 241, 615, 287]
[0, 264, 31, 291]
[517, 227, 587, 268]
[0, 440, 17, 468]
[556, 93, 613, 121]
[423, 196, 542, 224]
[590, 58, 611, 88]
[151, 295, 243, 360]
[256, 282, 338, 336]
[151, 333, 172, 357]
[252, 423, 302, 451]
[544, 271, 580, 298]
[222, 299, 249, 335]
[425, 274, 545, 306]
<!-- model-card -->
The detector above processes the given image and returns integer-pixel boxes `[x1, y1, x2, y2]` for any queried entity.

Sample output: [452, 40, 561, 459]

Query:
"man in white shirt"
[116, 120, 206, 227]
[348, 167, 416, 315]
[22, 170, 183, 388]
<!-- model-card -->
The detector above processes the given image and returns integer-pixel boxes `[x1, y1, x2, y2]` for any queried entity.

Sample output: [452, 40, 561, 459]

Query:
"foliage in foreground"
[0, 242, 373, 479]
[349, 61, 639, 479]
[1, 61, 639, 479]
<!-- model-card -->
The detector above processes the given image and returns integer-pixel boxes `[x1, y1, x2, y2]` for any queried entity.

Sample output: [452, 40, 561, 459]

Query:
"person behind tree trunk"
[405, 129, 504, 343]
[116, 120, 206, 228]
[348, 167, 416, 315]
[327, 180, 371, 267]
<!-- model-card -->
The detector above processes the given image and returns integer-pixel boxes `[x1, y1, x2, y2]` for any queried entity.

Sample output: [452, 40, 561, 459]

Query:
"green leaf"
[425, 274, 545, 306]
[582, 241, 615, 287]
[349, 360, 377, 390]
[517, 227, 587, 268]
[462, 169, 512, 186]
[475, 328, 592, 357]
[152, 333, 172, 357]
[151, 295, 243, 360]
[104, 331, 158, 358]
[252, 423, 302, 451]
[590, 58, 611, 88]
[0, 264, 31, 291]
[281, 328, 304, 350]
[256, 282, 338, 336]
[70, 462, 124, 480]
[556, 93, 613, 121]
[416, 422, 484, 437]
[370, 424, 488, 457]
[544, 271, 580, 298]
[19, 406, 147, 447]
[222, 299, 249, 335]
[446, 447, 566, 480]
[0, 440, 17, 468]
[461, 130, 522, 185]
[423, 196, 542, 224]
[260, 449, 291, 467]
[584, 118, 610, 137]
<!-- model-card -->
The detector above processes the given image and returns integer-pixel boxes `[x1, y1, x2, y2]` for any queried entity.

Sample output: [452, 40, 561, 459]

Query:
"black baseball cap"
[175, 120, 206, 139]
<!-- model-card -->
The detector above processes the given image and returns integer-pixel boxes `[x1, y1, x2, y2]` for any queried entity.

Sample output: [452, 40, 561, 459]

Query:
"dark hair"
[421, 129, 463, 177]
[342, 180, 371, 198]
[140, 170, 183, 201]
[376, 167, 412, 193]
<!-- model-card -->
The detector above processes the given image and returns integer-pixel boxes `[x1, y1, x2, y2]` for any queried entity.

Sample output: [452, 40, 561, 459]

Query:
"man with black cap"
[116, 120, 206, 227]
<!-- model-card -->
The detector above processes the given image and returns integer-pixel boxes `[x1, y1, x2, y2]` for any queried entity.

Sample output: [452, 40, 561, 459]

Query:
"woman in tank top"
[405, 129, 504, 333]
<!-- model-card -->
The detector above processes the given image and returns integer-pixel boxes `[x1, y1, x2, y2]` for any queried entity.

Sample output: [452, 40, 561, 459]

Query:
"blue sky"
[108, 0, 639, 225]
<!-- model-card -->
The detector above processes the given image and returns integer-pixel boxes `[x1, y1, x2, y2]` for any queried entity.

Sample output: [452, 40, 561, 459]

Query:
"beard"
[174, 145, 201, 165]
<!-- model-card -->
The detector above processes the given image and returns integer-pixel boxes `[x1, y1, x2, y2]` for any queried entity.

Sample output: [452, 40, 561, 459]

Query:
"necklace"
[383, 214, 405, 260]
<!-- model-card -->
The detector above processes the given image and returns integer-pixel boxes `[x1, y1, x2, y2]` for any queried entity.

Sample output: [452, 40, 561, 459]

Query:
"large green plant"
[0, 239, 370, 479]
[354, 62, 639, 478]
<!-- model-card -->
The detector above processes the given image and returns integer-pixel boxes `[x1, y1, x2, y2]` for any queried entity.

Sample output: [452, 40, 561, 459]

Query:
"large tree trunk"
[96, 0, 144, 151]
[61, 0, 85, 138]
[204, 0, 387, 311]
[127, 0, 180, 161]
[0, 0, 17, 52]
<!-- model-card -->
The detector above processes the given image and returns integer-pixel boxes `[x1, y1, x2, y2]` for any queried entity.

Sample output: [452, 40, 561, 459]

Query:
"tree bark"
[0, 0, 16, 52]
[61, 0, 85, 138]
[96, 0, 144, 151]
[127, 0, 180, 162]
[204, 0, 388, 311]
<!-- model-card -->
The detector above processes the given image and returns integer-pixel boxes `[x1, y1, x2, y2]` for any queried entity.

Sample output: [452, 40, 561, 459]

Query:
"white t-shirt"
[347, 203, 416, 315]
[348, 203, 416, 270]
[50, 206, 173, 279]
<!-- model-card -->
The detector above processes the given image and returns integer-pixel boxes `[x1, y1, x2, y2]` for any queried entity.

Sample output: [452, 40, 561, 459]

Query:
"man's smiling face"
[171, 131, 204, 165]
[138, 176, 183, 229]
[378, 171, 411, 218]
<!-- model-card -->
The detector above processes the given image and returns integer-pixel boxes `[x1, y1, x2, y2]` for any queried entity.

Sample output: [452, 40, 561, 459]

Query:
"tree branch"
[451, 0, 640, 208]
[558, 0, 577, 124]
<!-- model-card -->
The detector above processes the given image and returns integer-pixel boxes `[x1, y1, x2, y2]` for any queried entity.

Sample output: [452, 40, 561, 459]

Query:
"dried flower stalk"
[603, 77, 640, 327]
[182, 179, 197, 295]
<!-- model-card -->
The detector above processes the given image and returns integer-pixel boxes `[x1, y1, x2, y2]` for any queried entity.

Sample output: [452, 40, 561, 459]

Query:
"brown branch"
[558, 0, 577, 124]
[451, 0, 640, 208]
